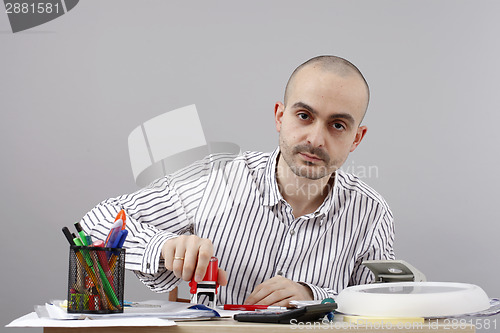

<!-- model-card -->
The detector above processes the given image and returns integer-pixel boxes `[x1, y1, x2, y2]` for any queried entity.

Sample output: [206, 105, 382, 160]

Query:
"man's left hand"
[243, 275, 314, 307]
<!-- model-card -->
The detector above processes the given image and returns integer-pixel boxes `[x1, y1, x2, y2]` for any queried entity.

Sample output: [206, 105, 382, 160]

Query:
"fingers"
[183, 239, 200, 281]
[162, 238, 176, 271]
[244, 278, 281, 305]
[244, 276, 313, 307]
[161, 235, 215, 282]
[192, 240, 213, 282]
[259, 292, 293, 307]
[217, 268, 228, 286]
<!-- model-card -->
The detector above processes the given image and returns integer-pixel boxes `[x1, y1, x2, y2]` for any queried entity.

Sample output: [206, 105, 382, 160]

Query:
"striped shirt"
[80, 148, 395, 305]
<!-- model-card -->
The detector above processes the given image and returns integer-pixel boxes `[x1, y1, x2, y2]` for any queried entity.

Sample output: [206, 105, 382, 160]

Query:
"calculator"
[234, 303, 337, 324]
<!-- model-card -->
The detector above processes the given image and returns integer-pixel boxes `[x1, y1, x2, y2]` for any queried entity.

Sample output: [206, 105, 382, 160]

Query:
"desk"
[43, 317, 475, 333]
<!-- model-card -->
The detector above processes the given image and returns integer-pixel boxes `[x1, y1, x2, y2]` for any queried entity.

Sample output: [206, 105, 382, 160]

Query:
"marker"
[62, 227, 75, 245]
[72, 235, 84, 247]
[72, 236, 94, 267]
[223, 304, 288, 311]
[74, 222, 89, 246]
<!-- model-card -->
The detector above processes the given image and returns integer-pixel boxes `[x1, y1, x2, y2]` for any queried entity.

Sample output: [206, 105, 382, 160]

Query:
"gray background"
[1, 1, 500, 332]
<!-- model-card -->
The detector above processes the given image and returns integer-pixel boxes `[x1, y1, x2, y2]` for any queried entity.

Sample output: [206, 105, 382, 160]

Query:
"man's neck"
[276, 154, 334, 218]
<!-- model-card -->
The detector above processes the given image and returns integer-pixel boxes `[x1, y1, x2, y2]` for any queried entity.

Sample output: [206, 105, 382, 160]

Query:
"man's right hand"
[161, 235, 227, 286]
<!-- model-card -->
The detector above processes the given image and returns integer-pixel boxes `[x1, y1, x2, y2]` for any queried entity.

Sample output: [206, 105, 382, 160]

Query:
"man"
[81, 55, 394, 307]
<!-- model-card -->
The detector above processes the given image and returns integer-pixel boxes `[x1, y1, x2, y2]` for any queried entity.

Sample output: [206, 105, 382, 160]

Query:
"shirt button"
[290, 229, 295, 236]
[277, 271, 283, 276]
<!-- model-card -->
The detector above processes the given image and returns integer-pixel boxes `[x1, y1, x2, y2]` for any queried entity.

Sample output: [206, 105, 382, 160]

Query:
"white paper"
[7, 312, 176, 328]
[40, 300, 215, 320]
[6, 299, 220, 328]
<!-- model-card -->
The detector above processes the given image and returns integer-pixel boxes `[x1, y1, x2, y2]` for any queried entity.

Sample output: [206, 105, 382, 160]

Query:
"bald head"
[284, 56, 370, 120]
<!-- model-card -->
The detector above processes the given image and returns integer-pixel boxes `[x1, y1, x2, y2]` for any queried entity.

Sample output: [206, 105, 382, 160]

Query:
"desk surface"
[43, 317, 475, 333]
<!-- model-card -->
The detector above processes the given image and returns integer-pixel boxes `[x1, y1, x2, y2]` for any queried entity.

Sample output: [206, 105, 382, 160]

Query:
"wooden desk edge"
[43, 318, 476, 333]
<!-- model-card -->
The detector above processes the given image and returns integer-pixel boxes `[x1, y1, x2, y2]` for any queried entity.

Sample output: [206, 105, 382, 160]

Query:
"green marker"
[74, 222, 89, 246]
[90, 251, 120, 307]
[73, 234, 93, 267]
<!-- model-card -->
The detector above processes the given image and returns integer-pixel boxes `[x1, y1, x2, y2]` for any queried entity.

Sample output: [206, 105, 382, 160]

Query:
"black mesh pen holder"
[67, 245, 125, 314]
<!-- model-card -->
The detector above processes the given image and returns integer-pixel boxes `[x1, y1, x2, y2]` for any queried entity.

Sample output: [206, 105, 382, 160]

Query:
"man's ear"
[350, 126, 368, 152]
[274, 102, 285, 133]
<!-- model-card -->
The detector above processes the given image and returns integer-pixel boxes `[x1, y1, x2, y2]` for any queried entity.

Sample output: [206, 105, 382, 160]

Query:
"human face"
[275, 66, 368, 180]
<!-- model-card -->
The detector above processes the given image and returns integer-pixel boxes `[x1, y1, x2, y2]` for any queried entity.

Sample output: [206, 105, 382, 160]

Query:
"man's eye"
[298, 113, 309, 120]
[332, 123, 345, 130]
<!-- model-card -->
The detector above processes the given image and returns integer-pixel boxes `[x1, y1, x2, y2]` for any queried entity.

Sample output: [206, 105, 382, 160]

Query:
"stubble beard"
[280, 138, 337, 181]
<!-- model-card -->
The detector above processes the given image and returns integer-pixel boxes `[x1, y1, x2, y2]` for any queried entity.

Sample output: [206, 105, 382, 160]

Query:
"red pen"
[223, 304, 287, 311]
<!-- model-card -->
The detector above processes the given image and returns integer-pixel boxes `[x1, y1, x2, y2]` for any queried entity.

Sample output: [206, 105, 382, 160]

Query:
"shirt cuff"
[299, 282, 335, 301]
[141, 230, 179, 274]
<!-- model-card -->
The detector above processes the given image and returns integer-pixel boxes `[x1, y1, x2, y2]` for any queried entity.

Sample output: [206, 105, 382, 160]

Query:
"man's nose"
[306, 123, 326, 147]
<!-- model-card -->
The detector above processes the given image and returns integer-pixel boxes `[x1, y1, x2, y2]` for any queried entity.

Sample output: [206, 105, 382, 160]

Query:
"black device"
[234, 303, 337, 324]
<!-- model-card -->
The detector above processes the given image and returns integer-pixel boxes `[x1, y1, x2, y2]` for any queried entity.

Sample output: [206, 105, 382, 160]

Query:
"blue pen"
[104, 219, 123, 248]
[116, 230, 128, 248]
[107, 229, 128, 259]
[110, 229, 124, 248]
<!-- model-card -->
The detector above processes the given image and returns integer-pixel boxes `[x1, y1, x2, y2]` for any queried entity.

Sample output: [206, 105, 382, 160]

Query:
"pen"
[116, 229, 128, 248]
[123, 301, 161, 308]
[115, 209, 126, 228]
[223, 304, 288, 311]
[105, 219, 123, 249]
[108, 229, 128, 269]
[105, 210, 127, 249]
[62, 227, 75, 244]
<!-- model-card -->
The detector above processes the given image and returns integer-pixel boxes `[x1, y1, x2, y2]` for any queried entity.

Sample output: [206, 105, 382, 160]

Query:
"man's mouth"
[299, 152, 323, 162]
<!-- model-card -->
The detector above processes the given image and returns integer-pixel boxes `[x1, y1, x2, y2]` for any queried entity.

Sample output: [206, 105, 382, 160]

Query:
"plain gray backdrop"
[1, 1, 500, 332]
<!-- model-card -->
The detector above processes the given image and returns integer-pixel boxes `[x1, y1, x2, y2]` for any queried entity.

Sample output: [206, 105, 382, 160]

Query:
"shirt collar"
[260, 147, 338, 220]
[260, 147, 282, 207]
[309, 174, 338, 225]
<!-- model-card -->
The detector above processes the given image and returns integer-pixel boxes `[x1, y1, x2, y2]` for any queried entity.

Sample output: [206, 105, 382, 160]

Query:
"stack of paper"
[7, 300, 219, 328]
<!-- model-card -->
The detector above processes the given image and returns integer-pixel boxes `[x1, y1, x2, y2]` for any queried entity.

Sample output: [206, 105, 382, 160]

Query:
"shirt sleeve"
[349, 211, 395, 286]
[79, 177, 193, 293]
[298, 282, 339, 300]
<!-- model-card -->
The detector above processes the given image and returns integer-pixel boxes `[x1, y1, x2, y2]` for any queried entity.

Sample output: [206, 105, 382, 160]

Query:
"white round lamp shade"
[336, 282, 490, 318]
